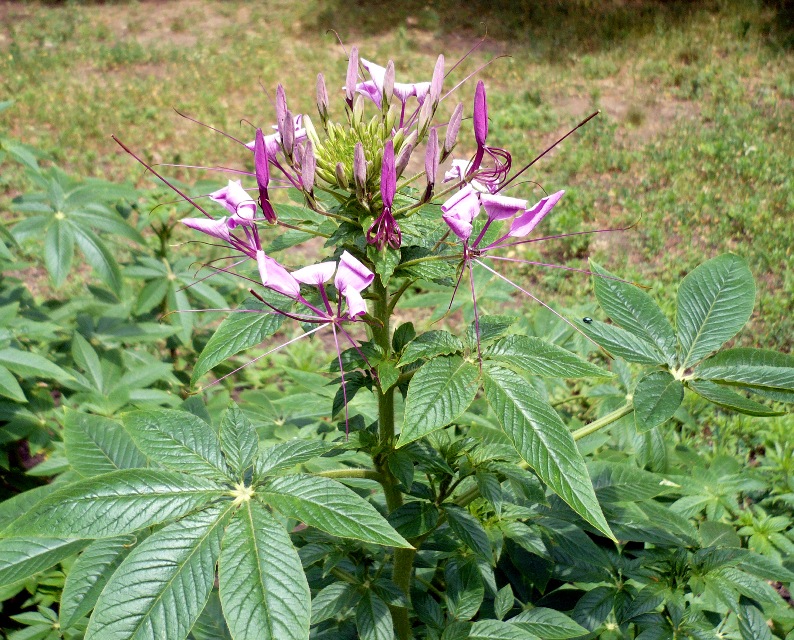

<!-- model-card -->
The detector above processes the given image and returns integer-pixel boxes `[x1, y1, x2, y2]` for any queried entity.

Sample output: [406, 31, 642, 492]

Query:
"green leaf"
[72, 225, 123, 291]
[633, 371, 684, 432]
[192, 592, 232, 640]
[260, 474, 411, 548]
[218, 404, 259, 476]
[60, 535, 136, 629]
[72, 332, 104, 390]
[64, 410, 147, 477]
[192, 297, 287, 383]
[397, 330, 464, 367]
[255, 440, 336, 478]
[445, 555, 484, 621]
[571, 586, 616, 631]
[218, 501, 309, 640]
[676, 254, 755, 368]
[44, 219, 74, 286]
[589, 462, 675, 503]
[509, 607, 588, 639]
[0, 538, 88, 587]
[444, 505, 492, 562]
[392, 322, 416, 353]
[466, 315, 518, 347]
[0, 348, 70, 380]
[484, 335, 611, 378]
[123, 409, 230, 479]
[387, 501, 439, 538]
[590, 261, 677, 365]
[737, 603, 773, 640]
[695, 348, 794, 392]
[134, 278, 169, 315]
[377, 361, 400, 392]
[494, 585, 514, 620]
[482, 365, 613, 540]
[356, 592, 393, 640]
[367, 245, 400, 286]
[469, 620, 539, 640]
[576, 319, 667, 365]
[310, 582, 358, 624]
[0, 364, 26, 402]
[85, 504, 232, 640]
[689, 380, 783, 416]
[3, 469, 223, 538]
[398, 355, 479, 447]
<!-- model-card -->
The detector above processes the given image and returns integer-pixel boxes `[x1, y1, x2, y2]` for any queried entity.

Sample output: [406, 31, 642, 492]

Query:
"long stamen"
[498, 111, 600, 192]
[474, 259, 608, 353]
[482, 256, 649, 288]
[198, 323, 329, 391]
[440, 55, 510, 103]
[178, 258, 249, 292]
[173, 109, 248, 148]
[111, 136, 214, 219]
[332, 323, 350, 436]
[471, 217, 494, 249]
[161, 308, 286, 320]
[339, 325, 376, 375]
[247, 289, 327, 324]
[485, 221, 639, 252]
[154, 163, 254, 176]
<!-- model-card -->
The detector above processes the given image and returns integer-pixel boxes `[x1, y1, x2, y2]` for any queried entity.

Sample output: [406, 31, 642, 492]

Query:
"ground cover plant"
[0, 2, 793, 640]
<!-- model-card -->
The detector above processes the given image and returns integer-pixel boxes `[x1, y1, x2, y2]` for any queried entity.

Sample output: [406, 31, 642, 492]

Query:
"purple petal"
[209, 180, 257, 226]
[181, 216, 231, 242]
[473, 80, 488, 146]
[425, 127, 439, 185]
[441, 185, 481, 240]
[381, 138, 396, 208]
[256, 251, 300, 298]
[276, 84, 287, 128]
[481, 193, 528, 221]
[355, 80, 382, 109]
[344, 288, 368, 318]
[444, 102, 464, 154]
[429, 54, 444, 106]
[346, 47, 359, 103]
[361, 58, 386, 93]
[335, 250, 374, 294]
[292, 261, 337, 286]
[508, 190, 565, 238]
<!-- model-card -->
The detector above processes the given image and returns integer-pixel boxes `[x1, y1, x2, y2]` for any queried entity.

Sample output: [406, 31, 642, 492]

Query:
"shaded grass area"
[0, 0, 791, 347]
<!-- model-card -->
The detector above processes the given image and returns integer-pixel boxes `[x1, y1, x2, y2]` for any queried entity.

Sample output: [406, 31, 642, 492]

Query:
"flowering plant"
[1, 41, 792, 640]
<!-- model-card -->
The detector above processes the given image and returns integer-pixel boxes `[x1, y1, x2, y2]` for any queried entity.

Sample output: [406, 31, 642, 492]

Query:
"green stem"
[371, 276, 415, 640]
[315, 468, 384, 482]
[398, 254, 460, 271]
[571, 402, 634, 441]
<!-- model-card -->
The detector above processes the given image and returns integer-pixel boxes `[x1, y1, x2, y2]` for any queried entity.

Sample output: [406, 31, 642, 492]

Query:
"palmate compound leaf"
[482, 365, 614, 540]
[85, 503, 233, 640]
[219, 500, 310, 640]
[676, 253, 755, 369]
[60, 535, 137, 629]
[483, 334, 612, 379]
[123, 409, 231, 480]
[259, 474, 412, 548]
[398, 355, 479, 447]
[2, 469, 225, 538]
[191, 296, 287, 384]
[590, 261, 677, 367]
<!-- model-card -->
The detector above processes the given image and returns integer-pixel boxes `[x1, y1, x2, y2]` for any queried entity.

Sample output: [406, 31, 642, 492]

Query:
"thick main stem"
[371, 276, 415, 640]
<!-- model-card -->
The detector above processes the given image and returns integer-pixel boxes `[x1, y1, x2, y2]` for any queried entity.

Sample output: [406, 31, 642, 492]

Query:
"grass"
[0, 0, 792, 348]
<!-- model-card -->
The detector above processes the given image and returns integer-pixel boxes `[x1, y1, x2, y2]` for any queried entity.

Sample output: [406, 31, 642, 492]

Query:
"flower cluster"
[114, 39, 623, 430]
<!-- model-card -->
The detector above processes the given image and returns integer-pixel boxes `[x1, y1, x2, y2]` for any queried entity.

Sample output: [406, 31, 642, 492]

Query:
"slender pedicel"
[486, 221, 641, 252]
[173, 109, 249, 148]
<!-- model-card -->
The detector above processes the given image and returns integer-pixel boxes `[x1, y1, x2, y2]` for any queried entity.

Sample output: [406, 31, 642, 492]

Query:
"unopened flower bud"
[417, 97, 434, 140]
[353, 142, 367, 193]
[395, 141, 414, 178]
[302, 141, 316, 193]
[429, 54, 444, 108]
[352, 94, 365, 128]
[385, 102, 401, 133]
[316, 73, 329, 123]
[280, 109, 295, 158]
[345, 46, 359, 107]
[473, 80, 488, 146]
[335, 162, 349, 189]
[383, 60, 395, 108]
[444, 102, 464, 157]
[425, 127, 439, 187]
[303, 115, 320, 148]
[276, 84, 288, 129]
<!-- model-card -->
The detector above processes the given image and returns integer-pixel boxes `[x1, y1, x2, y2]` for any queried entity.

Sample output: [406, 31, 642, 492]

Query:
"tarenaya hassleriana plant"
[1, 42, 793, 640]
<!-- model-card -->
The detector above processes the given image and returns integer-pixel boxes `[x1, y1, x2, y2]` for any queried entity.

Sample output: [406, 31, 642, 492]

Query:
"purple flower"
[441, 185, 480, 240]
[254, 129, 277, 223]
[468, 81, 512, 188]
[256, 250, 301, 298]
[360, 58, 433, 107]
[481, 193, 528, 221]
[366, 139, 402, 250]
[335, 250, 375, 297]
[209, 180, 257, 229]
[292, 261, 336, 286]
